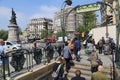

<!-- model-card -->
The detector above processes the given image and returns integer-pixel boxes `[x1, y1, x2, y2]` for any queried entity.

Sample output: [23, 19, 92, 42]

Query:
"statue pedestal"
[7, 23, 20, 42]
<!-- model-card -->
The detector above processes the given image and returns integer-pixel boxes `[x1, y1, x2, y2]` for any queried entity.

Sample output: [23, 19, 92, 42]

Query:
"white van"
[3, 41, 22, 52]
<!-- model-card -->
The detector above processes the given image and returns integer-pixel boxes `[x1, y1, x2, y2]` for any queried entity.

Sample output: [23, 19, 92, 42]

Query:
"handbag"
[77, 50, 80, 55]
[97, 59, 103, 65]
[91, 60, 98, 67]
[51, 64, 61, 78]
[96, 53, 103, 65]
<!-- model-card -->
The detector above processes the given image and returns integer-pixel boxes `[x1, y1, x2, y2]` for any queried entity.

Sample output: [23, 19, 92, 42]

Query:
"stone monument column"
[7, 8, 20, 42]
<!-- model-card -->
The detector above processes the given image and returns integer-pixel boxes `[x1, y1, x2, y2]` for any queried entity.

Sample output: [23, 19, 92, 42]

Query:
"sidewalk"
[80, 49, 120, 80]
[80, 49, 112, 67]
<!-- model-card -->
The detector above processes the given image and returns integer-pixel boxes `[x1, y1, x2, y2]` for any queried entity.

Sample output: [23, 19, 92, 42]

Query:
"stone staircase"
[67, 61, 112, 80]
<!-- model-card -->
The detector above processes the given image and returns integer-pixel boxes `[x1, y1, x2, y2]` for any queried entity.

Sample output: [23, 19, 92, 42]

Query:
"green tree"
[0, 30, 8, 40]
[40, 29, 46, 39]
[56, 30, 62, 37]
[76, 25, 84, 33]
[82, 11, 97, 32]
[18, 27, 22, 35]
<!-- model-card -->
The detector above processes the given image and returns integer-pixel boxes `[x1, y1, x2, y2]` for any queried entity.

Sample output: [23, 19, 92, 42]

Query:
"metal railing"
[0, 44, 64, 80]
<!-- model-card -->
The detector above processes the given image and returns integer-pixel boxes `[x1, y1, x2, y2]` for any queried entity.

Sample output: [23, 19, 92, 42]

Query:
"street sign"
[76, 3, 101, 13]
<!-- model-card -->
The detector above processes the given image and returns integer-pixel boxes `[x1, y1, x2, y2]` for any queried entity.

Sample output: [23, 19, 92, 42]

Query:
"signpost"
[76, 3, 101, 13]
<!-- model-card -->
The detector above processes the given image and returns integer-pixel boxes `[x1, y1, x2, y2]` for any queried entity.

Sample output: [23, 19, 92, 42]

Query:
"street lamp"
[116, 0, 120, 68]
[34, 25, 38, 40]
[43, 18, 48, 39]
[61, 0, 72, 43]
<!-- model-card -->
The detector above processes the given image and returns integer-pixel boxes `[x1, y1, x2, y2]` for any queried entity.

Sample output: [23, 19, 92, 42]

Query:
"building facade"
[23, 18, 53, 41]
[54, 6, 83, 39]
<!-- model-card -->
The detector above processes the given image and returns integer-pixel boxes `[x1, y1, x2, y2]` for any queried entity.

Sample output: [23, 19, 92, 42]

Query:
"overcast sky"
[0, 0, 101, 31]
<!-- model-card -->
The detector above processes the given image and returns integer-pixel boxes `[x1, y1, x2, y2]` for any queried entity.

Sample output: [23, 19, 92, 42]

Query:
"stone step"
[72, 61, 111, 74]
[68, 61, 111, 80]
[68, 71, 111, 80]
[69, 68, 91, 76]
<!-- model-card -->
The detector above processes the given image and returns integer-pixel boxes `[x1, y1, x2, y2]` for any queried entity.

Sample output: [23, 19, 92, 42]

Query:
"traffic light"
[107, 15, 113, 24]
[43, 22, 48, 30]
[65, 0, 72, 6]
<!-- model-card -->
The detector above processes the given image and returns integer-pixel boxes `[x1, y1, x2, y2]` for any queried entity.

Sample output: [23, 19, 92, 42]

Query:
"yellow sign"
[82, 32, 84, 38]
[76, 3, 101, 13]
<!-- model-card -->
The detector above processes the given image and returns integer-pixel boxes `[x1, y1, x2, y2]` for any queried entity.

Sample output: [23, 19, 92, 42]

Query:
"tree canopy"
[0, 30, 8, 40]
[77, 11, 97, 33]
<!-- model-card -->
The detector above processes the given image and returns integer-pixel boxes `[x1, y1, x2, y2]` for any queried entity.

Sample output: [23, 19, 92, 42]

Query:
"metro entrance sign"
[76, 3, 101, 13]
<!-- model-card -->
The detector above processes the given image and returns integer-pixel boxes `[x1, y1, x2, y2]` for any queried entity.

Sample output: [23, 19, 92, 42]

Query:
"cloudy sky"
[0, 0, 101, 31]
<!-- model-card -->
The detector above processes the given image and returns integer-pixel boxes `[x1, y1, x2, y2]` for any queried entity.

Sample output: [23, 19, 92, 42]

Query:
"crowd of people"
[85, 36, 115, 55]
[52, 37, 83, 80]
[0, 37, 111, 80]
[52, 36, 111, 80]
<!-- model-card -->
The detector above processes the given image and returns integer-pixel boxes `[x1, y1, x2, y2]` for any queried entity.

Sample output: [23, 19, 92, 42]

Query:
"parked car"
[3, 41, 22, 52]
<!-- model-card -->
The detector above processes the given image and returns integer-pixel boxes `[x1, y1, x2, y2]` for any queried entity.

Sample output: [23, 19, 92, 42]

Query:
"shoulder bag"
[51, 64, 62, 78]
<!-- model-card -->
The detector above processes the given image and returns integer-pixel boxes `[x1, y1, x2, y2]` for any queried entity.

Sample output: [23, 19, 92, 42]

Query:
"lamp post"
[34, 25, 38, 40]
[116, 0, 120, 68]
[61, 0, 72, 43]
[43, 18, 48, 39]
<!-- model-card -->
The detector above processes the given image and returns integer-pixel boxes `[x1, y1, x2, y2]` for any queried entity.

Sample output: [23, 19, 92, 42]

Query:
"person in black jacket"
[52, 57, 65, 80]
[71, 69, 86, 80]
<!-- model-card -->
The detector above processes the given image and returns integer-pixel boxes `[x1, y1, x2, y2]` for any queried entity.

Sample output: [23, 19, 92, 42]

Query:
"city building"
[23, 18, 53, 41]
[54, 6, 83, 39]
[101, 0, 117, 26]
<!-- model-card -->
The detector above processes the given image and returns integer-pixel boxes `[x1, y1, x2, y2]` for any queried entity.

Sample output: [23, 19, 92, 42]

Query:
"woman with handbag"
[52, 57, 65, 80]
[61, 41, 72, 73]
[89, 49, 101, 73]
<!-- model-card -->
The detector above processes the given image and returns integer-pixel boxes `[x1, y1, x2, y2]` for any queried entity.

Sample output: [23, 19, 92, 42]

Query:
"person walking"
[89, 49, 101, 73]
[87, 40, 94, 55]
[74, 37, 81, 61]
[52, 57, 65, 80]
[61, 41, 72, 73]
[97, 39, 104, 54]
[71, 69, 85, 80]
[91, 65, 108, 80]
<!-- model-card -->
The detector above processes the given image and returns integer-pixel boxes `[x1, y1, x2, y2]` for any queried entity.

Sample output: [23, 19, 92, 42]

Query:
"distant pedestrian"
[91, 65, 108, 80]
[87, 40, 94, 55]
[102, 37, 105, 45]
[71, 69, 86, 80]
[33, 38, 37, 48]
[97, 39, 104, 54]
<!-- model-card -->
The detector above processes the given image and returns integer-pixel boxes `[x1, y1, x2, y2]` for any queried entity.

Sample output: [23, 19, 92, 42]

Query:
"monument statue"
[8, 8, 20, 42]
[10, 8, 17, 25]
